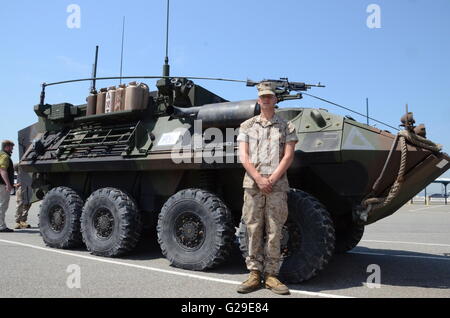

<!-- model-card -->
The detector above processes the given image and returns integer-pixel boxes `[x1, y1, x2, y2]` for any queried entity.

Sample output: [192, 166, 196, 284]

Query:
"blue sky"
[1, 0, 449, 192]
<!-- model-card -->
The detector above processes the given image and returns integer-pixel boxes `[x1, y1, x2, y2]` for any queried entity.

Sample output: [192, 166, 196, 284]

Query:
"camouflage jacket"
[237, 113, 298, 192]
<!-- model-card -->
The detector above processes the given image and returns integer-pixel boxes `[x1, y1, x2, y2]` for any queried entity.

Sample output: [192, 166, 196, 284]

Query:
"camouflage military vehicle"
[18, 76, 450, 283]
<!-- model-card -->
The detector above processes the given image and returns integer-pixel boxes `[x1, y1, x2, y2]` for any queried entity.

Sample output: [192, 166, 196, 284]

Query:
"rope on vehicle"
[358, 130, 442, 222]
[399, 130, 442, 153]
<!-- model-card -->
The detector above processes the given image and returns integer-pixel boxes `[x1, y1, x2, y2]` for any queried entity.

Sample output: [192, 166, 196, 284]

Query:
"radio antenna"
[90, 45, 99, 93]
[119, 16, 126, 84]
[163, 0, 170, 77]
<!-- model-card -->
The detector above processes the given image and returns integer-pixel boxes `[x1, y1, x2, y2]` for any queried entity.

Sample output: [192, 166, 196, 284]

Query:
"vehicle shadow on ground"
[206, 244, 248, 275]
[15, 226, 450, 289]
[118, 231, 166, 262]
[120, 232, 249, 274]
[11, 229, 40, 234]
[290, 247, 450, 292]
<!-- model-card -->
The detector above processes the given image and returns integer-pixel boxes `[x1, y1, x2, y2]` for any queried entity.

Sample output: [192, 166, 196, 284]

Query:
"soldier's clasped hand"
[256, 176, 273, 195]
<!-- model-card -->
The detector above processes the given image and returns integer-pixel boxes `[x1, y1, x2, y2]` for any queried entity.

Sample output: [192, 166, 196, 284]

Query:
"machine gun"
[246, 78, 325, 101]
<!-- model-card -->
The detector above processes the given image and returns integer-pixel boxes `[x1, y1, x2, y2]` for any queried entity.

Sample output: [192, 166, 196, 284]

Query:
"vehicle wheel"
[39, 187, 83, 249]
[81, 188, 142, 257]
[334, 221, 365, 254]
[237, 189, 335, 283]
[157, 188, 234, 270]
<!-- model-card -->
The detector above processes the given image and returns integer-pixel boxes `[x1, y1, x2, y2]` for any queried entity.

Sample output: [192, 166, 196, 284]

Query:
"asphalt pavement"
[0, 198, 449, 298]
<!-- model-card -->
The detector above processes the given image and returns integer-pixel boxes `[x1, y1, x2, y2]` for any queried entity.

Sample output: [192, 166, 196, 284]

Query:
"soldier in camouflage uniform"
[237, 82, 298, 295]
[14, 164, 32, 229]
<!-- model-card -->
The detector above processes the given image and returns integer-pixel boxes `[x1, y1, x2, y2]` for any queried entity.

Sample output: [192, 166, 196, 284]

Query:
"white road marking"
[0, 239, 351, 298]
[362, 239, 450, 248]
[350, 251, 450, 261]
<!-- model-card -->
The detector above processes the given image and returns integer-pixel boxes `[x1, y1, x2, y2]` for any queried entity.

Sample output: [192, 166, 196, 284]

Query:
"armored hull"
[18, 79, 450, 282]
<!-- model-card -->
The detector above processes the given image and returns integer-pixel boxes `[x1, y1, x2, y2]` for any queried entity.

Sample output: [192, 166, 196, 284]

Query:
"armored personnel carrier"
[18, 76, 450, 283]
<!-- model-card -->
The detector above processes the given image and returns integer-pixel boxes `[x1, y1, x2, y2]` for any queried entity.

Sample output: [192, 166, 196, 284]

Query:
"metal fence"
[410, 196, 449, 205]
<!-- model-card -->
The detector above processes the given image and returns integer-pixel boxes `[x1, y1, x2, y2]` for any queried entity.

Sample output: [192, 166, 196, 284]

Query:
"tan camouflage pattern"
[237, 113, 298, 192]
[256, 82, 276, 96]
[15, 186, 31, 223]
[242, 188, 288, 275]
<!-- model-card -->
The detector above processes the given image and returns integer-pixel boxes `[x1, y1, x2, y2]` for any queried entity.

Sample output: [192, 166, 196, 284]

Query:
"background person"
[0, 140, 15, 233]
[14, 164, 32, 229]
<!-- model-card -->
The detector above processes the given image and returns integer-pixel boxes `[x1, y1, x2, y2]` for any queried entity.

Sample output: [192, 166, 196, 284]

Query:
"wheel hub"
[181, 222, 198, 240]
[175, 212, 205, 250]
[93, 208, 114, 239]
[49, 205, 65, 233]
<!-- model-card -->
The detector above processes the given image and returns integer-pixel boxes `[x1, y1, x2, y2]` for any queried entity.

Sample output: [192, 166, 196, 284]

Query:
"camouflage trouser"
[242, 188, 289, 275]
[15, 186, 31, 223]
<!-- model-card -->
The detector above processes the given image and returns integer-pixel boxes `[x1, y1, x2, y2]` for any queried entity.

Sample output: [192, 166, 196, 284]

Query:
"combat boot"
[264, 274, 290, 295]
[20, 222, 31, 229]
[237, 270, 262, 294]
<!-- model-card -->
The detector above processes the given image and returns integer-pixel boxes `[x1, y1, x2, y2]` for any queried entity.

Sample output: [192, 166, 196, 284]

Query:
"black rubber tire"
[237, 189, 335, 283]
[157, 188, 234, 271]
[334, 221, 365, 254]
[81, 188, 142, 257]
[39, 187, 83, 249]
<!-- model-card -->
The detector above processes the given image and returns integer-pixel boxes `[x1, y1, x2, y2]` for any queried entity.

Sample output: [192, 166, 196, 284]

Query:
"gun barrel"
[307, 83, 325, 88]
[246, 78, 325, 92]
[169, 100, 260, 128]
[289, 82, 307, 91]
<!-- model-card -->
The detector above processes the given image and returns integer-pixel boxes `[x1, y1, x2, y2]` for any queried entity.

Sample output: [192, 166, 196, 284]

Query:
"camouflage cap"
[257, 82, 276, 97]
